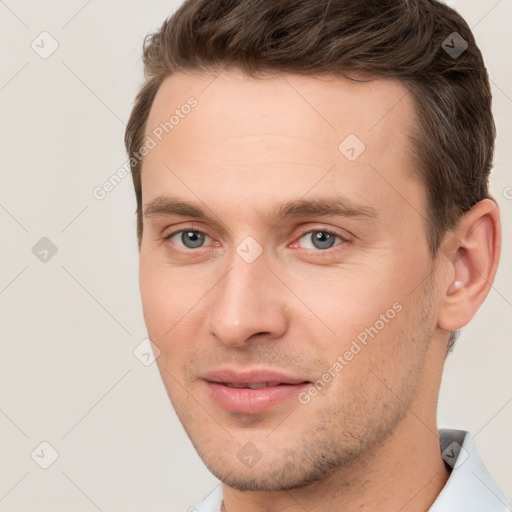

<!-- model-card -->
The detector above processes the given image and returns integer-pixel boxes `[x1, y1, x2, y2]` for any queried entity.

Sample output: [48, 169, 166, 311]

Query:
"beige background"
[0, 1, 510, 510]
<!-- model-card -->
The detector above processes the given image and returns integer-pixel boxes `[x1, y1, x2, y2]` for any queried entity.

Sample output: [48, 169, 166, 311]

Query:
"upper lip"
[201, 369, 310, 386]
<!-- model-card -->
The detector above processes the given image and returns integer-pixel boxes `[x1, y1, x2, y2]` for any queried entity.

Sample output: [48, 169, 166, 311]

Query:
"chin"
[196, 443, 343, 492]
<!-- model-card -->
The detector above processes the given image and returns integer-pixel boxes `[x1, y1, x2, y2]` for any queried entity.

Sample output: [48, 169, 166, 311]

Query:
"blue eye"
[166, 230, 209, 249]
[164, 228, 345, 252]
[298, 230, 343, 250]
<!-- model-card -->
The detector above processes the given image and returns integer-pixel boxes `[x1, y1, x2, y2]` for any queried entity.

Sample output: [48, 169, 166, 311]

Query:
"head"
[125, 0, 500, 493]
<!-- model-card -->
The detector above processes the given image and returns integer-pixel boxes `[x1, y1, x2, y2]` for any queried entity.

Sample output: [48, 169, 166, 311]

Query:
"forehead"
[146, 69, 415, 148]
[141, 70, 423, 227]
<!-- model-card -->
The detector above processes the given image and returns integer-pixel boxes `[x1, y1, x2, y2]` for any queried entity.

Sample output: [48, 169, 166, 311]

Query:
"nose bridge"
[206, 243, 287, 346]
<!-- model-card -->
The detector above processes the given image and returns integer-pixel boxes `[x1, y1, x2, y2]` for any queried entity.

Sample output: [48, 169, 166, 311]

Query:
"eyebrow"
[143, 196, 379, 225]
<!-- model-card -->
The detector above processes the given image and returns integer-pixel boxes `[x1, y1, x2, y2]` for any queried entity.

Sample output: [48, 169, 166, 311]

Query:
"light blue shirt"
[187, 429, 510, 511]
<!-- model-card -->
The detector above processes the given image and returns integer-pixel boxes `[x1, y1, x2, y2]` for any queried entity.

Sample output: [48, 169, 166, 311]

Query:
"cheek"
[289, 269, 404, 344]
[139, 257, 192, 323]
[139, 260, 206, 372]
[139, 265, 165, 333]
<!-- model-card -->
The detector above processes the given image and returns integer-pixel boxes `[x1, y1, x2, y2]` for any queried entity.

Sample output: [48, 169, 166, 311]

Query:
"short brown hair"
[126, 1, 494, 356]
[126, 0, 495, 255]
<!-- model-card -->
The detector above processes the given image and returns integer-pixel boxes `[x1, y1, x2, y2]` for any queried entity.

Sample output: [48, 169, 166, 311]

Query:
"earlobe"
[437, 199, 501, 333]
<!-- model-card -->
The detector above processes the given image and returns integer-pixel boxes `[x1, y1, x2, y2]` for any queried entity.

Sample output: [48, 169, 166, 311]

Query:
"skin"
[138, 70, 500, 511]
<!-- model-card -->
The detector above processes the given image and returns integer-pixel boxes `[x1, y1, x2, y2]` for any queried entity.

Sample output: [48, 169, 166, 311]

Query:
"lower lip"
[204, 381, 309, 414]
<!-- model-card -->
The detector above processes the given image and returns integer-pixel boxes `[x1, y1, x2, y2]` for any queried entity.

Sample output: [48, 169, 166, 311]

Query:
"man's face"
[139, 71, 443, 490]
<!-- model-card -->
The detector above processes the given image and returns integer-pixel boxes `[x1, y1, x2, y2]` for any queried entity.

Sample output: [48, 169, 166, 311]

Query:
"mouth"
[201, 369, 311, 414]
[221, 381, 292, 389]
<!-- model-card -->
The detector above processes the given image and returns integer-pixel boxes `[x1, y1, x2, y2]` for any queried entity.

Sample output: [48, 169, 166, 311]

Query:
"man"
[125, 0, 510, 510]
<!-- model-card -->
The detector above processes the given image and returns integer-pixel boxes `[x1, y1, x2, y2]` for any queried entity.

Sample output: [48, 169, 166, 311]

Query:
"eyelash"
[163, 226, 347, 252]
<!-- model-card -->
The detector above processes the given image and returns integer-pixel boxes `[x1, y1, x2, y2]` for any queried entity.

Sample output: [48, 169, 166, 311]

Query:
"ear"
[437, 199, 501, 333]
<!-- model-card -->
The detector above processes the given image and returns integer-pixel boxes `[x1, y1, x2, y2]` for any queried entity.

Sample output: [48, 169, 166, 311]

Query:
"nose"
[206, 248, 288, 347]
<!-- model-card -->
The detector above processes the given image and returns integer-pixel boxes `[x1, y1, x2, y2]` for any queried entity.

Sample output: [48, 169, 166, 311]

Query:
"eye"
[296, 229, 345, 250]
[164, 229, 211, 249]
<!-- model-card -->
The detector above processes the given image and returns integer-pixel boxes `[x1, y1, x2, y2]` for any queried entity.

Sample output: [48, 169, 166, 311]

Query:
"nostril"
[251, 332, 270, 340]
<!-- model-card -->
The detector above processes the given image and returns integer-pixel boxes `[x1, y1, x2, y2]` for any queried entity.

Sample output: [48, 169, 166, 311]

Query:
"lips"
[201, 369, 310, 414]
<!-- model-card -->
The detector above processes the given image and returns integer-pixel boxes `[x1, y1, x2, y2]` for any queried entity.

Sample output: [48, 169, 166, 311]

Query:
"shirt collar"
[429, 428, 510, 511]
